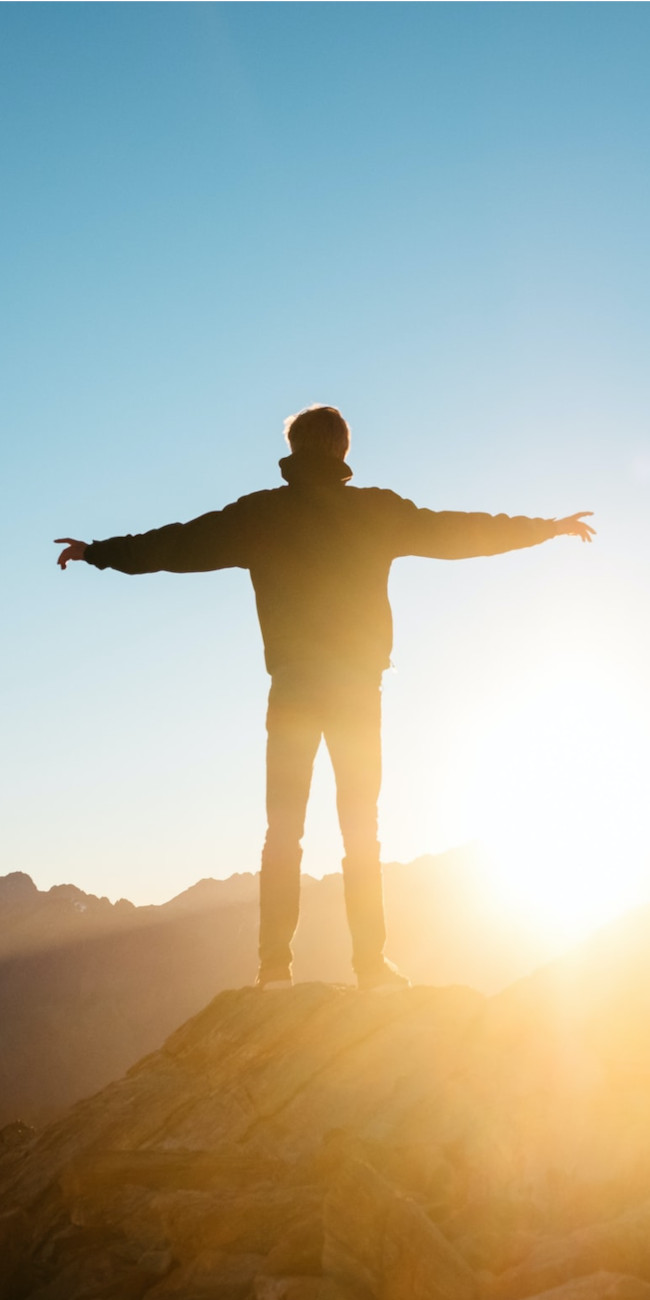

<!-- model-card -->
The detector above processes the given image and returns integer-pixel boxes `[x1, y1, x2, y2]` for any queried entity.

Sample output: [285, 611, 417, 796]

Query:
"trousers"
[259, 664, 387, 976]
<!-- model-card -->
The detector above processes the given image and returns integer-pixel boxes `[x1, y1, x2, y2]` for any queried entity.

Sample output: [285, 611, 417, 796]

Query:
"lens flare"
[465, 669, 649, 942]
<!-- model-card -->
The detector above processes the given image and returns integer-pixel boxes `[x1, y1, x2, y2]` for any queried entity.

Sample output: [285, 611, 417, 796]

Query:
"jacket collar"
[279, 450, 353, 487]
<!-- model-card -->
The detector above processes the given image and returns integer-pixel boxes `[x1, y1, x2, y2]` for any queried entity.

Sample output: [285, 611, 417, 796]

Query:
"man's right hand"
[55, 538, 88, 570]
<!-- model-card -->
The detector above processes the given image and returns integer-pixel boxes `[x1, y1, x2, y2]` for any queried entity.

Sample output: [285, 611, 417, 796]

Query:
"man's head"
[283, 405, 351, 460]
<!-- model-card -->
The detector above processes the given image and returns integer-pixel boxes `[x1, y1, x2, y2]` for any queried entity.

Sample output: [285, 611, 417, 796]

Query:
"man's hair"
[283, 405, 351, 459]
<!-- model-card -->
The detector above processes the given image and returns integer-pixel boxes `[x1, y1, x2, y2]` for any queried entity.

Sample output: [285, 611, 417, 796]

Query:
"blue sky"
[2, 4, 649, 923]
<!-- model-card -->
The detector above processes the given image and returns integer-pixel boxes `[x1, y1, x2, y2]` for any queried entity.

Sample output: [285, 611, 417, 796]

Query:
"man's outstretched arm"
[388, 499, 595, 560]
[55, 501, 253, 575]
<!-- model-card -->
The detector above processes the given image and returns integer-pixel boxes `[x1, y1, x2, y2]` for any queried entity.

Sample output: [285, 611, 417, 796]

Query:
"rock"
[254, 1280, 333, 1300]
[317, 1130, 456, 1210]
[0, 1119, 35, 1155]
[490, 1202, 650, 1299]
[323, 1157, 477, 1300]
[6, 975, 650, 1300]
[135, 1250, 174, 1279]
[68, 1183, 170, 1254]
[262, 1214, 324, 1276]
[61, 1147, 288, 1199]
[518, 1272, 650, 1298]
[22, 1242, 167, 1300]
[255, 1279, 358, 1300]
[0, 1207, 31, 1299]
[367, 1138, 456, 1208]
[434, 907, 650, 1212]
[146, 1250, 263, 1298]
[442, 1196, 544, 1273]
[156, 1185, 321, 1260]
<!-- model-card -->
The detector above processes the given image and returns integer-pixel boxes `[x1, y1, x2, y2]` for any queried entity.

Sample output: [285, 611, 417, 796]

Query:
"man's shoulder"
[350, 485, 406, 499]
[345, 485, 411, 511]
[227, 486, 288, 512]
[226, 484, 411, 521]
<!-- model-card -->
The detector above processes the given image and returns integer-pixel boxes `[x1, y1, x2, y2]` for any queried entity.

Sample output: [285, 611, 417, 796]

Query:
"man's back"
[84, 447, 561, 676]
[244, 456, 398, 675]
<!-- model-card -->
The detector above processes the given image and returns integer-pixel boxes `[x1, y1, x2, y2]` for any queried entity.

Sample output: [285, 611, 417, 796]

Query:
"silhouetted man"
[57, 405, 594, 990]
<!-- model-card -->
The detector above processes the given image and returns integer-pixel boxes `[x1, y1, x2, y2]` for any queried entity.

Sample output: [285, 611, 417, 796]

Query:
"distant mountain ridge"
[0, 849, 617, 1127]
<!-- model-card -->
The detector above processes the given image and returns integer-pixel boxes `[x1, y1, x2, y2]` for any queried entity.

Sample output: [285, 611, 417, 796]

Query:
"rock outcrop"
[3, 931, 650, 1300]
[0, 849, 567, 1127]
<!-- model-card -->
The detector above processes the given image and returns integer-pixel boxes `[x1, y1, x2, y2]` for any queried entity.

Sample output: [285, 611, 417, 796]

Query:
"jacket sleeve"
[84, 500, 251, 575]
[386, 493, 558, 560]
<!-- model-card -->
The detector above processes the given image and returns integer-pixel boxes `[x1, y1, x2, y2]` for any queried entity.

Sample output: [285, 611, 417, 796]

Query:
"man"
[57, 405, 595, 991]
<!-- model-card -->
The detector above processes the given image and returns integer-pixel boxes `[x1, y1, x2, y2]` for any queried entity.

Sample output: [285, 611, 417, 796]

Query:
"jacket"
[85, 450, 559, 676]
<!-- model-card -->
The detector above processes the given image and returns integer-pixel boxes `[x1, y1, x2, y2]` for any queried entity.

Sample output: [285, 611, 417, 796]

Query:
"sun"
[464, 666, 649, 943]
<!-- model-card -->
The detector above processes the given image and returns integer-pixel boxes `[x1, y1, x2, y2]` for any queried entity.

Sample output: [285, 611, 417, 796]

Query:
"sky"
[2, 3, 650, 931]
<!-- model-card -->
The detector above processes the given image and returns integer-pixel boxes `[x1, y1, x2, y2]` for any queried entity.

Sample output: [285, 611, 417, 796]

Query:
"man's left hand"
[554, 512, 596, 543]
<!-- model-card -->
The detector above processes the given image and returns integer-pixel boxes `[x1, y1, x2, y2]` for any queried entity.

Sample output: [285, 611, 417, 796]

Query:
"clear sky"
[2, 4, 650, 931]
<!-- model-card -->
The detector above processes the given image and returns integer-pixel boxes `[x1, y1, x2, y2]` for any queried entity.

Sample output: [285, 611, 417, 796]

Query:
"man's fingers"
[557, 512, 596, 541]
[56, 543, 77, 569]
[54, 538, 88, 569]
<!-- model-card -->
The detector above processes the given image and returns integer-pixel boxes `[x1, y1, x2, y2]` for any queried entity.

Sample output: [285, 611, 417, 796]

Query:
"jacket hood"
[279, 450, 353, 487]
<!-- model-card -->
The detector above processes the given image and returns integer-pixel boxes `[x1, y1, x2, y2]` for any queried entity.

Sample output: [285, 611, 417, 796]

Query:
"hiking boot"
[356, 958, 411, 992]
[255, 966, 293, 991]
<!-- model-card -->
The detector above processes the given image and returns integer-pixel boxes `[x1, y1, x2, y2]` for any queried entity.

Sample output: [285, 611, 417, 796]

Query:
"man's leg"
[259, 673, 321, 980]
[324, 674, 387, 977]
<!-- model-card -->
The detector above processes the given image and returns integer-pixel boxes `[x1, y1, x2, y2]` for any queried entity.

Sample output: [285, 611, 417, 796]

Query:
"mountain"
[0, 850, 584, 1128]
[0, 869, 257, 1129]
[3, 909, 650, 1298]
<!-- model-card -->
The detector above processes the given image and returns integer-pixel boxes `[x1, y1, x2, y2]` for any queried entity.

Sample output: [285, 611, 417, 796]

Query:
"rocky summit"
[3, 917, 650, 1300]
[0, 852, 567, 1129]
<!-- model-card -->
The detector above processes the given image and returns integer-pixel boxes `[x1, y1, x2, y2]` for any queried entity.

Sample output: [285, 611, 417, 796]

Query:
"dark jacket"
[85, 451, 559, 675]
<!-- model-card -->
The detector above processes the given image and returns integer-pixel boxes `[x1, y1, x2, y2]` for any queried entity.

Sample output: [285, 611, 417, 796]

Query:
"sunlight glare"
[466, 668, 649, 942]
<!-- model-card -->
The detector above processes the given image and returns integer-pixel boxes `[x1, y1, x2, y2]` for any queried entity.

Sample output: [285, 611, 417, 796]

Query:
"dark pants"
[259, 665, 387, 977]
